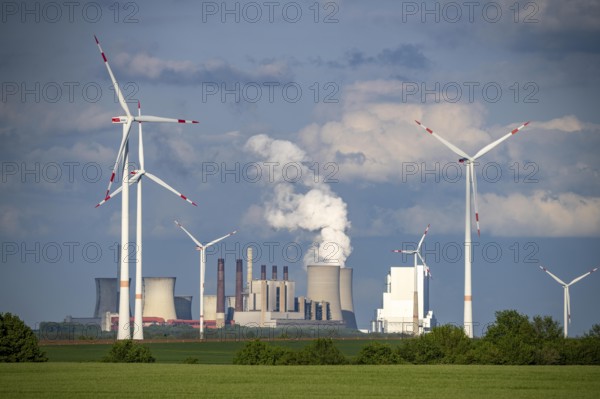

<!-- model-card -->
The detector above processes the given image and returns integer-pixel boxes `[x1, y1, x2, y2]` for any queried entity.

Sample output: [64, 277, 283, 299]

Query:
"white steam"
[245, 134, 352, 267]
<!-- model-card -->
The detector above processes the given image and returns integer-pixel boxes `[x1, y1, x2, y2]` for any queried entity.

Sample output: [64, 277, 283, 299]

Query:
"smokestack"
[217, 258, 225, 325]
[246, 247, 253, 293]
[283, 266, 289, 281]
[272, 265, 277, 280]
[235, 259, 243, 312]
[260, 265, 266, 280]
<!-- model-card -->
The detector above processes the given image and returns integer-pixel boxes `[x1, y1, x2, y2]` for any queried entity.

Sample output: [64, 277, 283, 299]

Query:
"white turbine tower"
[539, 265, 598, 338]
[96, 102, 198, 340]
[94, 35, 198, 340]
[392, 224, 431, 335]
[174, 220, 237, 340]
[415, 120, 530, 337]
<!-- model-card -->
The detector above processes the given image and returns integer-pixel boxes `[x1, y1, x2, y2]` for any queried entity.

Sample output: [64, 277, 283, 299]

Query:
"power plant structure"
[65, 248, 360, 333]
[372, 265, 436, 334]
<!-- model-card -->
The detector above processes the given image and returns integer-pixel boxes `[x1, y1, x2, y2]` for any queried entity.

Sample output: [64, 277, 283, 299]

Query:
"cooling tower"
[142, 277, 177, 321]
[306, 265, 342, 321]
[340, 268, 358, 329]
[94, 278, 118, 318]
[235, 259, 243, 312]
[174, 296, 193, 320]
[216, 258, 225, 326]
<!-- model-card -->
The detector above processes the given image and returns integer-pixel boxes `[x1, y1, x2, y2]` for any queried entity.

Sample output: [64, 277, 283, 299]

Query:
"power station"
[75, 248, 359, 333]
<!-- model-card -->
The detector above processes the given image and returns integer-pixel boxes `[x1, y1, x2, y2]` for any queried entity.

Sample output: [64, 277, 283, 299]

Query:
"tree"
[481, 310, 537, 364]
[295, 338, 347, 365]
[0, 313, 47, 362]
[102, 340, 155, 363]
[354, 342, 399, 365]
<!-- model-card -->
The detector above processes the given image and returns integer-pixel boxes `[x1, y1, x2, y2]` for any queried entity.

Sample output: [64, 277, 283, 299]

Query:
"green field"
[1, 363, 599, 398]
[41, 339, 372, 363]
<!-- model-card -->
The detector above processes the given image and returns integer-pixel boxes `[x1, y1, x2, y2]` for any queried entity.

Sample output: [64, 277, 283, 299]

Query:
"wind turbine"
[415, 120, 530, 337]
[96, 102, 198, 340]
[539, 265, 598, 338]
[94, 35, 198, 340]
[392, 224, 431, 335]
[174, 220, 237, 340]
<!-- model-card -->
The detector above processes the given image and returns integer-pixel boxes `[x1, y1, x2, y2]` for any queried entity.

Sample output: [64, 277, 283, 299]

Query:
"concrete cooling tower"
[307, 265, 342, 321]
[142, 277, 177, 321]
[340, 268, 358, 329]
[174, 296, 193, 320]
[94, 278, 118, 318]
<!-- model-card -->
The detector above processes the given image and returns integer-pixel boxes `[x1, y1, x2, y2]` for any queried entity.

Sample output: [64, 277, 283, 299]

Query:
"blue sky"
[1, 0, 600, 336]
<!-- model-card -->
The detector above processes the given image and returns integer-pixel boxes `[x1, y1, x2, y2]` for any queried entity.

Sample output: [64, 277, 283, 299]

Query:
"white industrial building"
[373, 265, 436, 334]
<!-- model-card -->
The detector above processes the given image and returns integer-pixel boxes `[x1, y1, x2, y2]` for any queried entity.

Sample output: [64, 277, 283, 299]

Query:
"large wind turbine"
[415, 120, 529, 337]
[94, 35, 198, 340]
[174, 221, 237, 340]
[96, 102, 198, 340]
[392, 224, 431, 335]
[539, 265, 598, 338]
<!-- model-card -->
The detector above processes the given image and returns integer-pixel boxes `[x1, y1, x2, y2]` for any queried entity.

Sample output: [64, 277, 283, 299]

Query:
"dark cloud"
[315, 44, 430, 70]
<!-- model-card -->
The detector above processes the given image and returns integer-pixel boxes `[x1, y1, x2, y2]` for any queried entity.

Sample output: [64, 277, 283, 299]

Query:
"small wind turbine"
[174, 220, 237, 340]
[539, 265, 598, 338]
[96, 102, 198, 340]
[393, 224, 431, 335]
[94, 35, 198, 340]
[415, 120, 529, 337]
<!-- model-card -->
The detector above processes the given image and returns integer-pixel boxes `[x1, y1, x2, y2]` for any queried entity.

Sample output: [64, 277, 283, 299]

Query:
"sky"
[1, 0, 599, 337]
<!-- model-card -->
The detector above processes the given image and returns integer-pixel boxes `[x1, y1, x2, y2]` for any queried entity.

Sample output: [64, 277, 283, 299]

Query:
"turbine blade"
[174, 220, 203, 249]
[569, 267, 599, 286]
[93, 35, 131, 117]
[95, 173, 141, 208]
[473, 121, 530, 160]
[417, 252, 432, 278]
[539, 265, 567, 286]
[136, 115, 199, 124]
[392, 250, 416, 254]
[144, 172, 197, 206]
[469, 163, 481, 237]
[138, 101, 145, 170]
[415, 120, 471, 160]
[104, 120, 133, 198]
[417, 224, 430, 251]
[205, 230, 238, 248]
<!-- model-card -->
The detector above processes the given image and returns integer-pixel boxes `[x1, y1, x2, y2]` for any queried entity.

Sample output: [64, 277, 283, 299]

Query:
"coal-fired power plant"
[142, 277, 177, 321]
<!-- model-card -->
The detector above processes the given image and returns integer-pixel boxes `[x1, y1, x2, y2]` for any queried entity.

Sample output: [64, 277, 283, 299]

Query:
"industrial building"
[66, 247, 359, 334]
[372, 265, 436, 334]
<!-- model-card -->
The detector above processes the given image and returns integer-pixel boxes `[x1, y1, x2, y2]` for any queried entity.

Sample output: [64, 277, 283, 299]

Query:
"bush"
[354, 342, 399, 365]
[183, 356, 199, 364]
[102, 340, 155, 363]
[0, 312, 47, 362]
[233, 340, 292, 365]
[295, 338, 347, 365]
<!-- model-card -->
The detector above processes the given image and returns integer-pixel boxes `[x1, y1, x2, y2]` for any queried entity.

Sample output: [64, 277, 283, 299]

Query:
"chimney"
[246, 247, 253, 293]
[235, 259, 243, 312]
[283, 266, 289, 281]
[272, 265, 277, 280]
[260, 265, 266, 280]
[217, 258, 225, 315]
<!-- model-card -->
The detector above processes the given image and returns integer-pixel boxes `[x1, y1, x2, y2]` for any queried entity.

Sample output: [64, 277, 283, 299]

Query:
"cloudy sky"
[1, 0, 599, 336]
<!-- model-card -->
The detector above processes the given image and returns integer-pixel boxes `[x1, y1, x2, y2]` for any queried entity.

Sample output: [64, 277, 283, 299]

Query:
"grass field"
[1, 363, 599, 398]
[41, 339, 372, 363]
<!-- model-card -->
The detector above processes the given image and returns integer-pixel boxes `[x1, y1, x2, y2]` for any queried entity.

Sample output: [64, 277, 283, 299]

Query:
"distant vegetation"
[234, 310, 600, 365]
[0, 312, 47, 362]
[102, 340, 155, 363]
